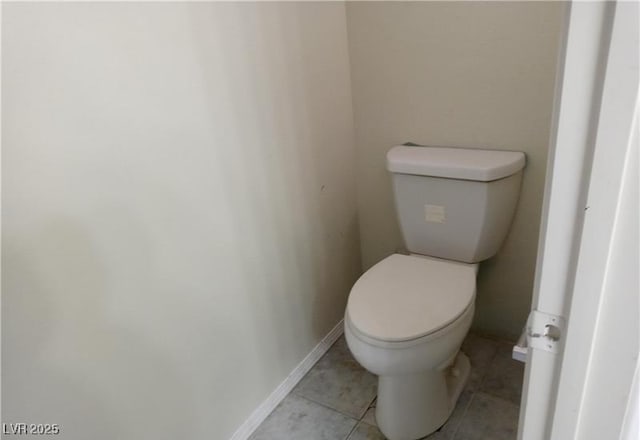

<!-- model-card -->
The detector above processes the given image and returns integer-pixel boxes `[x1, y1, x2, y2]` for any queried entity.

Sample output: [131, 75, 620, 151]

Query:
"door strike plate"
[526, 310, 565, 354]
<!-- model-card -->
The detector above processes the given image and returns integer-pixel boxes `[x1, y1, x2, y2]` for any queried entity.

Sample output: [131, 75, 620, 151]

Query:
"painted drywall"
[2, 3, 359, 439]
[346, 1, 564, 338]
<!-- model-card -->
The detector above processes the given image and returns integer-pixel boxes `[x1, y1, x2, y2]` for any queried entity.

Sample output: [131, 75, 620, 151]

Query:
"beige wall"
[346, 1, 564, 339]
[2, 3, 359, 439]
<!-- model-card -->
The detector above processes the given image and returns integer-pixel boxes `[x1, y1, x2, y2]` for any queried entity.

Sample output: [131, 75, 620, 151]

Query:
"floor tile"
[252, 332, 524, 440]
[249, 394, 357, 440]
[460, 333, 499, 391]
[453, 392, 519, 440]
[479, 342, 524, 405]
[435, 390, 473, 439]
[361, 406, 377, 427]
[346, 422, 386, 440]
[294, 336, 377, 419]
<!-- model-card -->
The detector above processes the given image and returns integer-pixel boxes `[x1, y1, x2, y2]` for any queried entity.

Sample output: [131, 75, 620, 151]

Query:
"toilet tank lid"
[387, 145, 526, 182]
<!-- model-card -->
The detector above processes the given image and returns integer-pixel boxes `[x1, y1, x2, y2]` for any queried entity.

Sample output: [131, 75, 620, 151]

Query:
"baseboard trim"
[228, 319, 345, 440]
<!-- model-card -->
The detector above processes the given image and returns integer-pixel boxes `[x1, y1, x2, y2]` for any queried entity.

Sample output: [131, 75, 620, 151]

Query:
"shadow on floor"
[250, 332, 524, 440]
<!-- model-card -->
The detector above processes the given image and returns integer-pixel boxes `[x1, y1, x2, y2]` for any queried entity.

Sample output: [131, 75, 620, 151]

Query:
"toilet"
[344, 145, 525, 440]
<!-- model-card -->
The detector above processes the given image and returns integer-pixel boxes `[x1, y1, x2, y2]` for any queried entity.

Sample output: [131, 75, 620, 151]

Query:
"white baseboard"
[228, 319, 345, 440]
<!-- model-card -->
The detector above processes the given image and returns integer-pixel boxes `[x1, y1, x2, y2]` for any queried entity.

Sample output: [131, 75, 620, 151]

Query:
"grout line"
[478, 388, 523, 406]
[297, 394, 363, 440]
[343, 421, 359, 440]
[450, 390, 476, 440]
[293, 392, 364, 423]
[475, 345, 525, 405]
[360, 394, 378, 420]
[291, 393, 362, 440]
[467, 330, 519, 346]
[474, 390, 522, 408]
[475, 344, 501, 393]
[229, 319, 345, 440]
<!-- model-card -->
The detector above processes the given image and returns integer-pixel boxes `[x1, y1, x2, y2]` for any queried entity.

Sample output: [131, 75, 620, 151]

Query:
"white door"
[518, 1, 639, 440]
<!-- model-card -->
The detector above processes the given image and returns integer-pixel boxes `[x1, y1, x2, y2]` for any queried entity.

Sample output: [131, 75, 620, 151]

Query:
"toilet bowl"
[345, 254, 477, 440]
[344, 145, 526, 440]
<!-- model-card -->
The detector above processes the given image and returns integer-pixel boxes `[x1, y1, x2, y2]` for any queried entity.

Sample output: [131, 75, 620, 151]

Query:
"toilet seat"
[346, 254, 476, 343]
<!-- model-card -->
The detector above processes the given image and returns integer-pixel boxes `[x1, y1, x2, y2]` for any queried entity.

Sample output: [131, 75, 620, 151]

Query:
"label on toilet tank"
[425, 204, 446, 223]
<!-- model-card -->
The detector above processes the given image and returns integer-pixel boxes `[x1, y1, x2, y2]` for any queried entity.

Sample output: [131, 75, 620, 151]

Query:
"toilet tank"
[387, 145, 526, 263]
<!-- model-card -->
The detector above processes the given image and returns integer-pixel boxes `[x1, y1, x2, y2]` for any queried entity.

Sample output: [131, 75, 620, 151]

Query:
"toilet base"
[376, 352, 471, 440]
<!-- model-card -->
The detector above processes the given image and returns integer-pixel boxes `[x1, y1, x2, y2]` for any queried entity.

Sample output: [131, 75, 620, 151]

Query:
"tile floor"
[250, 332, 524, 440]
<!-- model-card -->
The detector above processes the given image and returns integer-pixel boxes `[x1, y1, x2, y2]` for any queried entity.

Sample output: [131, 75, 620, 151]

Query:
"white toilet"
[344, 145, 525, 440]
